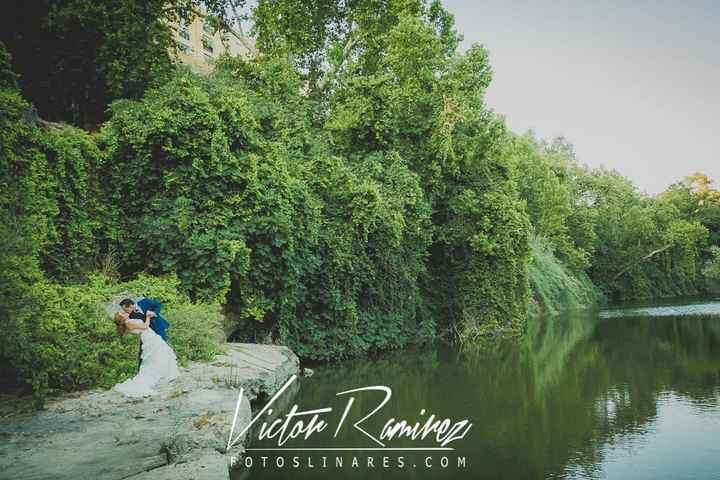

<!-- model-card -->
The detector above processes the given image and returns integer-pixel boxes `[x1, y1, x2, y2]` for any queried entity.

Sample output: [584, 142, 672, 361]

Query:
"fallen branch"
[612, 244, 672, 281]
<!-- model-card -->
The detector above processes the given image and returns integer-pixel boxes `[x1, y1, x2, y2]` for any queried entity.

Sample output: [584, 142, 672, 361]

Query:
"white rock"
[0, 343, 299, 480]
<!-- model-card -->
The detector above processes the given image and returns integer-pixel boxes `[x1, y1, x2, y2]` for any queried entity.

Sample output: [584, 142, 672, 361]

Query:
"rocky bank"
[0, 343, 300, 480]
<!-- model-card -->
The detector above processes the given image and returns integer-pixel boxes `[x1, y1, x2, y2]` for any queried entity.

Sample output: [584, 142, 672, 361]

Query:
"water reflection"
[236, 302, 720, 480]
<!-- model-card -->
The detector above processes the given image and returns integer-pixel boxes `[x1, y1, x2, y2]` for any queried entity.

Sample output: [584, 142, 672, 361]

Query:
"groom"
[119, 298, 170, 370]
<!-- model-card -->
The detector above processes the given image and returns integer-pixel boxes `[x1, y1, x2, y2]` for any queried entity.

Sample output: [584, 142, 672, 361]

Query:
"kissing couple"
[112, 298, 180, 397]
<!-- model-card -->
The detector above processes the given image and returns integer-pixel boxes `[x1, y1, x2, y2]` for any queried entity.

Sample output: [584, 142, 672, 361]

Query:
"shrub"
[528, 236, 603, 316]
[1, 273, 224, 407]
[702, 246, 720, 293]
[99, 68, 436, 360]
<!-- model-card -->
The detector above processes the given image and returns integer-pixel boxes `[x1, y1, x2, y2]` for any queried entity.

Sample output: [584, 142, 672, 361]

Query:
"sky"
[442, 0, 720, 194]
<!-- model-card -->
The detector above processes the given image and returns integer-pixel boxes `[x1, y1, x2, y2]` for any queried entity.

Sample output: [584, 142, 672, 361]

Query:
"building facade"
[172, 15, 254, 72]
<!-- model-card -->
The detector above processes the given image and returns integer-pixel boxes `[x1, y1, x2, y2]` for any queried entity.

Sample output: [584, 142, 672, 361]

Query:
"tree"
[512, 134, 594, 270]
[254, 0, 531, 338]
[0, 0, 236, 127]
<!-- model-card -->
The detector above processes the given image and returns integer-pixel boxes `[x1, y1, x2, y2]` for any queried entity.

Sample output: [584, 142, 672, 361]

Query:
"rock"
[0, 343, 299, 480]
[302, 367, 314, 377]
[130, 451, 229, 480]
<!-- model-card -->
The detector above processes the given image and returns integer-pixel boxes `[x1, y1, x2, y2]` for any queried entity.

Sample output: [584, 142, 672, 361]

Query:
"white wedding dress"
[113, 319, 180, 398]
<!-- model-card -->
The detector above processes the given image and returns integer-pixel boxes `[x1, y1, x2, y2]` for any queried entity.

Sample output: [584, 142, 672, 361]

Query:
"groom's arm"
[138, 298, 162, 315]
[139, 298, 170, 338]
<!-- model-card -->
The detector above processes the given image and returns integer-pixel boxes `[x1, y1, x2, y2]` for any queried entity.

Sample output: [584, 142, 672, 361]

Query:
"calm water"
[234, 299, 720, 480]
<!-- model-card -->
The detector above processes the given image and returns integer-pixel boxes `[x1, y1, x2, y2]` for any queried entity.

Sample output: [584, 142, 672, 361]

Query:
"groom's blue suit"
[131, 298, 170, 370]
[137, 298, 170, 341]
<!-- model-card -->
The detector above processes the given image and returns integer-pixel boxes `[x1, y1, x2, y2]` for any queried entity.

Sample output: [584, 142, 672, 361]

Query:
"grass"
[528, 235, 603, 316]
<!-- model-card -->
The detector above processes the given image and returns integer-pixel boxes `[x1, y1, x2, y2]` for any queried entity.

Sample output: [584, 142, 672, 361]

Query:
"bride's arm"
[124, 315, 151, 330]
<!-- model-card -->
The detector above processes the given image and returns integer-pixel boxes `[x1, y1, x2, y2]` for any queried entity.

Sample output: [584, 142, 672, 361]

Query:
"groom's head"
[119, 298, 135, 314]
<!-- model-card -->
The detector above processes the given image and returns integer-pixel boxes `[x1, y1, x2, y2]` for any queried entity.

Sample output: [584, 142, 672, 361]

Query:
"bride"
[112, 309, 180, 397]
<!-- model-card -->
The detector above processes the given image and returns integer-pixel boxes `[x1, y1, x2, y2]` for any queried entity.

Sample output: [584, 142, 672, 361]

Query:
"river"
[234, 298, 720, 480]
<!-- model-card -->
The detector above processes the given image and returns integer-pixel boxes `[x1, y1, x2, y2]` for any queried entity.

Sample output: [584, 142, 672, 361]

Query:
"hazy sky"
[443, 0, 719, 194]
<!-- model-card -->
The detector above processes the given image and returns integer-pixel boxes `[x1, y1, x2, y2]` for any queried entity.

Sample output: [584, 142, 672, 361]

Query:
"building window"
[202, 34, 214, 53]
[178, 20, 191, 41]
[177, 42, 192, 54]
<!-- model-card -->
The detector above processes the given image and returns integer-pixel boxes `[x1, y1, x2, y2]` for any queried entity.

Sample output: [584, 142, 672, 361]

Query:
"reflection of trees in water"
[245, 347, 450, 480]
[595, 315, 720, 404]
[458, 312, 720, 479]
[452, 311, 607, 479]
[243, 312, 720, 480]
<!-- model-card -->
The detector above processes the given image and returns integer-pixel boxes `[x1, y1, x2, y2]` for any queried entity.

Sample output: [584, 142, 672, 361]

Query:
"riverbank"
[0, 343, 299, 480]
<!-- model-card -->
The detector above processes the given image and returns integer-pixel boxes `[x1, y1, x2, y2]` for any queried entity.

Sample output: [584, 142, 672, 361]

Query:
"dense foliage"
[0, 46, 223, 405]
[527, 236, 602, 317]
[96, 64, 435, 358]
[0, 0, 236, 127]
[253, 1, 533, 339]
[511, 134, 714, 305]
[1, 0, 719, 404]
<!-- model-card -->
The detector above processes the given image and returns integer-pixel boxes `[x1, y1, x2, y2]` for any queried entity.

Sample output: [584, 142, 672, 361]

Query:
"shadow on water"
[233, 300, 720, 480]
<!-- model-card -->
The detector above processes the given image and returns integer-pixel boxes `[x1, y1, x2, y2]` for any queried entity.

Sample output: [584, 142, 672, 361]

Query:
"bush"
[702, 246, 720, 293]
[166, 302, 226, 362]
[40, 124, 105, 282]
[1, 273, 224, 407]
[528, 236, 603, 316]
[98, 68, 436, 360]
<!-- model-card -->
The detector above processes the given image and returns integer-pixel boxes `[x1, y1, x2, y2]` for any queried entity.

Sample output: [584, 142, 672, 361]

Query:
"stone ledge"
[0, 343, 299, 480]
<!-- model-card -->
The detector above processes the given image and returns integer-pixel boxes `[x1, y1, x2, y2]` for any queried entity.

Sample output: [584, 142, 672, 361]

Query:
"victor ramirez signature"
[226, 375, 472, 452]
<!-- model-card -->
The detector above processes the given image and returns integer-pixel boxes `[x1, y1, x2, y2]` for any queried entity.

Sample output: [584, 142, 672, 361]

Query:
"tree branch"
[314, 28, 357, 94]
[227, 0, 257, 55]
[612, 244, 672, 281]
